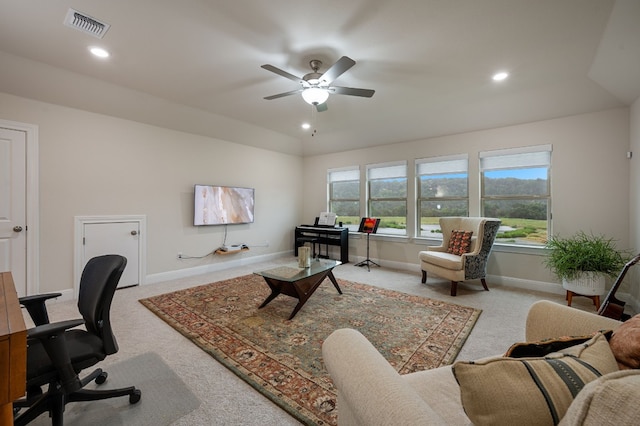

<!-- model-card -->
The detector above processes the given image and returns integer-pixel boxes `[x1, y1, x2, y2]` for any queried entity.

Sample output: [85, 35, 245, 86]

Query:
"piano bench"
[297, 237, 319, 259]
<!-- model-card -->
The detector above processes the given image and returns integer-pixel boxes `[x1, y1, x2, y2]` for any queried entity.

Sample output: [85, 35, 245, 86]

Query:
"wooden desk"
[0, 272, 27, 424]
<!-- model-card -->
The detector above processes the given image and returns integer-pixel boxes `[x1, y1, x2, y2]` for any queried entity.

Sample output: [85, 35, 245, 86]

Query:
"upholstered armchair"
[419, 217, 501, 296]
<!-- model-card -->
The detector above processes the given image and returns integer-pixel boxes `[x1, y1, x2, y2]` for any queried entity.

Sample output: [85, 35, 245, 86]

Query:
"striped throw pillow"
[452, 332, 619, 426]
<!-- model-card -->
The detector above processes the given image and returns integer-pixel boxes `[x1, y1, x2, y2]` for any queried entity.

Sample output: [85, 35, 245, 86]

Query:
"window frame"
[416, 154, 469, 238]
[366, 161, 408, 236]
[327, 166, 360, 230]
[480, 145, 552, 247]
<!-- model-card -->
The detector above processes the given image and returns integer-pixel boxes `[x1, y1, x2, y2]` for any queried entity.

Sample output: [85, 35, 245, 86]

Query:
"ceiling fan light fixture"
[301, 87, 329, 105]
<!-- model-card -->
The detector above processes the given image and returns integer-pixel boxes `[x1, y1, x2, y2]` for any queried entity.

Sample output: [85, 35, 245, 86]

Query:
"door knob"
[13, 226, 23, 232]
[131, 230, 138, 236]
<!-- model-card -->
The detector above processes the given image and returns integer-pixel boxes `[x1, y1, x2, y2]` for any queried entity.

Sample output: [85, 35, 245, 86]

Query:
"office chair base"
[14, 380, 142, 426]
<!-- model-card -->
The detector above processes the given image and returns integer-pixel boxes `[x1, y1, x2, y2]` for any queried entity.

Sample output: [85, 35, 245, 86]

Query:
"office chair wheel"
[95, 371, 108, 384]
[130, 389, 142, 404]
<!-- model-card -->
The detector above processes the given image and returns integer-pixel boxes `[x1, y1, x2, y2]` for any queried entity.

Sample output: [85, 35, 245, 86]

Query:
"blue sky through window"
[485, 167, 547, 180]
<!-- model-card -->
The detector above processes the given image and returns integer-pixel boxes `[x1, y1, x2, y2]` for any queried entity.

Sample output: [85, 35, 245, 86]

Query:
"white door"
[0, 127, 27, 296]
[82, 221, 140, 288]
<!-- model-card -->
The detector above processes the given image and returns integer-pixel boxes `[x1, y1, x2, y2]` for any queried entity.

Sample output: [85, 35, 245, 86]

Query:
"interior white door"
[82, 221, 140, 288]
[0, 127, 27, 296]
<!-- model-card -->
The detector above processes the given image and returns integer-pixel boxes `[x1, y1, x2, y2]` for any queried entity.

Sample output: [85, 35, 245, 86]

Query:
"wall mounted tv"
[194, 185, 255, 226]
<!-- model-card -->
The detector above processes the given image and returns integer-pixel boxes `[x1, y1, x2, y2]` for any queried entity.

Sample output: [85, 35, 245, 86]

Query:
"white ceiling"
[1, 0, 639, 157]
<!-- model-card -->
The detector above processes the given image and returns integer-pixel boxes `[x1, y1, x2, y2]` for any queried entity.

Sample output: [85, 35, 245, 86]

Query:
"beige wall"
[303, 108, 631, 286]
[629, 97, 640, 300]
[1, 89, 635, 296]
[0, 92, 303, 294]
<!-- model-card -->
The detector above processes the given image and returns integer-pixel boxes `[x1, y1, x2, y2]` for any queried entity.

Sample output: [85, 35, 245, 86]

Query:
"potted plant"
[544, 231, 628, 296]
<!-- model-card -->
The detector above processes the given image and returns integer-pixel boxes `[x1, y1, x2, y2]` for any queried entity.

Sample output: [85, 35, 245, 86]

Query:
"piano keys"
[295, 225, 349, 263]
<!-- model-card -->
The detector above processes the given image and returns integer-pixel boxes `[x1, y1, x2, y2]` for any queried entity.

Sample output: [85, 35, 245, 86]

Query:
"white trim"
[479, 144, 553, 158]
[366, 160, 408, 179]
[145, 250, 286, 284]
[415, 153, 469, 165]
[486, 274, 565, 295]
[328, 165, 360, 175]
[74, 215, 147, 299]
[0, 119, 39, 296]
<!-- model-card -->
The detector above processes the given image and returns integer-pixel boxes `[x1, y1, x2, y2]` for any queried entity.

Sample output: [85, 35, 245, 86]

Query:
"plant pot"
[562, 273, 606, 296]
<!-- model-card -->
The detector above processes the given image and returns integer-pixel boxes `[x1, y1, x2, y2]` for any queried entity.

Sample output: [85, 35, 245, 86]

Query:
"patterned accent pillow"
[447, 230, 473, 255]
[452, 332, 619, 426]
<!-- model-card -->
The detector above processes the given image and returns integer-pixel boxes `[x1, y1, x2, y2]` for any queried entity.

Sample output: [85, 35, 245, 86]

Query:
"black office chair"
[13, 254, 141, 426]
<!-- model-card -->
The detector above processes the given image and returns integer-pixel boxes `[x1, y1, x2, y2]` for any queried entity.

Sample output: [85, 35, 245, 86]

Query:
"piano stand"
[295, 225, 349, 263]
[296, 236, 319, 258]
[354, 232, 379, 272]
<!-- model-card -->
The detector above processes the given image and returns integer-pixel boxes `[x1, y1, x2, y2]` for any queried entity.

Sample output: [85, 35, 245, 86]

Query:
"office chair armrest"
[27, 318, 85, 340]
[28, 318, 85, 394]
[19, 292, 62, 325]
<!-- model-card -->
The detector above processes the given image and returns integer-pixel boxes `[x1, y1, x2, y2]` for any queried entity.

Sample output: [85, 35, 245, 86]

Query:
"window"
[416, 155, 469, 238]
[480, 145, 552, 246]
[328, 167, 360, 231]
[366, 161, 407, 235]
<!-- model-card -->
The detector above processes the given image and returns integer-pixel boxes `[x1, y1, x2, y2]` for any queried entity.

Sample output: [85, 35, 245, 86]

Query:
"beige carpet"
[28, 352, 200, 425]
[32, 256, 600, 425]
[140, 274, 481, 425]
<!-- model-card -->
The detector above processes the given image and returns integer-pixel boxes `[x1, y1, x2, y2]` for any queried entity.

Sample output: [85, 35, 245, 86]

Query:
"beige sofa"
[323, 300, 640, 425]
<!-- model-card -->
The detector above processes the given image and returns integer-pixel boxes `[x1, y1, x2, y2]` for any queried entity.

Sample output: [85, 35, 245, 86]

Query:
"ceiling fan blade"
[264, 89, 303, 100]
[261, 64, 304, 84]
[329, 86, 375, 98]
[319, 56, 355, 85]
[316, 102, 328, 112]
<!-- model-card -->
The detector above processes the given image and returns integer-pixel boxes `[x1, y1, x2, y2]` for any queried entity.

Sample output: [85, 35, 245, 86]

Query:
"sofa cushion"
[419, 251, 464, 270]
[447, 230, 473, 255]
[608, 313, 640, 369]
[452, 332, 619, 426]
[403, 366, 472, 425]
[559, 369, 640, 426]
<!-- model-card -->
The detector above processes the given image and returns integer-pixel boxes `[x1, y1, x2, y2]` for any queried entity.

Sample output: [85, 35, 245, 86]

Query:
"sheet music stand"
[355, 218, 380, 271]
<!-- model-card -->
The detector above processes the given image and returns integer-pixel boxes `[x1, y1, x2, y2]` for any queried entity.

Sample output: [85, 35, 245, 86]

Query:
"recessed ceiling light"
[89, 46, 110, 58]
[301, 123, 311, 130]
[492, 71, 509, 81]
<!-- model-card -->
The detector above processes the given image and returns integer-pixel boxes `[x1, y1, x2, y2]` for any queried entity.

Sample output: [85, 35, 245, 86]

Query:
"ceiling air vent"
[63, 9, 110, 39]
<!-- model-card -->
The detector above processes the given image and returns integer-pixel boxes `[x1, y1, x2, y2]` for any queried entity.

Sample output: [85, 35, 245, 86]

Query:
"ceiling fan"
[261, 56, 375, 112]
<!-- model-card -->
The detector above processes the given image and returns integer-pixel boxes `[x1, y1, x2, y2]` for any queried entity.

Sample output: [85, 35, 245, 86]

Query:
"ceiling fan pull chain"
[311, 105, 318, 137]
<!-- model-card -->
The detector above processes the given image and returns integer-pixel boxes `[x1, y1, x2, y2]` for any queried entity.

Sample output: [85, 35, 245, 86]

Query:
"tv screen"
[194, 185, 255, 226]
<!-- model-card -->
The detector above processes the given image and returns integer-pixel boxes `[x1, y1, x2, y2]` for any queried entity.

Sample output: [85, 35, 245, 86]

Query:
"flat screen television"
[194, 184, 255, 226]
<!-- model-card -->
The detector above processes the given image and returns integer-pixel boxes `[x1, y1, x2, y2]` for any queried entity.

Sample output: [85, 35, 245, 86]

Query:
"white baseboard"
[349, 255, 422, 274]
[56, 253, 637, 315]
[350, 256, 639, 314]
[486, 274, 566, 296]
[144, 251, 289, 285]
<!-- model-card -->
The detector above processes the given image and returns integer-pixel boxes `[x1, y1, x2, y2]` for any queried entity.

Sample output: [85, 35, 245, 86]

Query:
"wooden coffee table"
[254, 260, 342, 319]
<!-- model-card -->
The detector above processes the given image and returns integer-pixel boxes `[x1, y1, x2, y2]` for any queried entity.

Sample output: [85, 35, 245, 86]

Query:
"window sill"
[412, 237, 547, 255]
[349, 232, 410, 243]
[492, 242, 547, 256]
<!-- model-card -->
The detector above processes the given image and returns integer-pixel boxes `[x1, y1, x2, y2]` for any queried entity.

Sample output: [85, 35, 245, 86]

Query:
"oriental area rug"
[139, 274, 481, 426]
